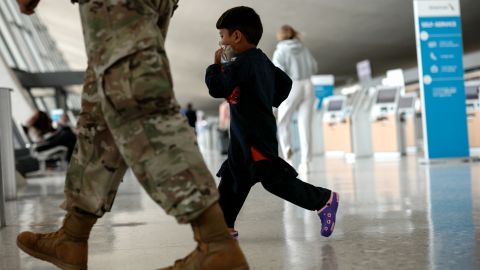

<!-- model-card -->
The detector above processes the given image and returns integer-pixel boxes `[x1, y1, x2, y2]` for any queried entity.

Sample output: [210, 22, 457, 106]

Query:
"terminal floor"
[1, 151, 479, 270]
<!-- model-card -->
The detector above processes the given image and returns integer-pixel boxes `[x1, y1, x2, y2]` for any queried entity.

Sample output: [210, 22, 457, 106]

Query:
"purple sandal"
[317, 192, 339, 237]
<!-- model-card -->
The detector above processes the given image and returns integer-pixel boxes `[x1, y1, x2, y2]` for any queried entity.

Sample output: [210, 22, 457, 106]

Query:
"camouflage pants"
[62, 0, 218, 223]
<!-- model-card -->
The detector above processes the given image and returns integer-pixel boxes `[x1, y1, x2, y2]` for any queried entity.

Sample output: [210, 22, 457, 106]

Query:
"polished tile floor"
[1, 148, 479, 270]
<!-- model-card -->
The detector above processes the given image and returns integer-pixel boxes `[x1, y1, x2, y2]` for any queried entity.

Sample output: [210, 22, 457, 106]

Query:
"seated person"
[23, 111, 77, 161]
[23, 110, 56, 143]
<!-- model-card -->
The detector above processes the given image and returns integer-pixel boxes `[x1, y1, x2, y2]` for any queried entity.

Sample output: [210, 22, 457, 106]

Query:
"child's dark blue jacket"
[205, 48, 293, 191]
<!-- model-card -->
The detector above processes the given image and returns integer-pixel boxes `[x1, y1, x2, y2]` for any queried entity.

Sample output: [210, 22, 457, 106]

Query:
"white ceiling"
[36, 0, 480, 114]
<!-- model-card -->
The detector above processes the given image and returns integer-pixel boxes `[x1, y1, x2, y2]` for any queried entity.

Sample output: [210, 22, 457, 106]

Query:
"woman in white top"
[272, 25, 318, 170]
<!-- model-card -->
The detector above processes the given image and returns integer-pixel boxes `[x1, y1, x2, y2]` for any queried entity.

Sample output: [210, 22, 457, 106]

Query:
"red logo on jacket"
[227, 86, 241, 105]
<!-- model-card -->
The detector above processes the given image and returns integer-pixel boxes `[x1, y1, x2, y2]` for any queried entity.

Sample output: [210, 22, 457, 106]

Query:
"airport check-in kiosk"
[465, 81, 480, 153]
[323, 96, 352, 155]
[370, 87, 400, 156]
[397, 94, 418, 154]
[349, 86, 376, 159]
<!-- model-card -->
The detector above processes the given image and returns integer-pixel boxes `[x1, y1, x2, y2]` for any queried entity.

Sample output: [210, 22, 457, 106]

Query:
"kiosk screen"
[376, 89, 397, 104]
[398, 97, 415, 109]
[327, 100, 343, 111]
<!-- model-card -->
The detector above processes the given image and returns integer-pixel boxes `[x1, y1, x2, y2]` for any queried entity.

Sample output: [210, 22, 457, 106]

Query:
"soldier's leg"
[95, 2, 248, 266]
[101, 46, 219, 222]
[101, 48, 248, 270]
[17, 66, 128, 270]
[80, 0, 248, 268]
[62, 66, 128, 216]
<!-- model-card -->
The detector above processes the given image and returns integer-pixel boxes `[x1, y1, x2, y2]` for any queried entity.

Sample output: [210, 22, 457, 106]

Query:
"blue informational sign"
[314, 85, 334, 110]
[311, 75, 334, 110]
[414, 0, 469, 159]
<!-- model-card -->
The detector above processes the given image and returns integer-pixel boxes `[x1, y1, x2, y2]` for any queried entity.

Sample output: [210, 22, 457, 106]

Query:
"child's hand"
[17, 0, 40, 15]
[214, 48, 224, 65]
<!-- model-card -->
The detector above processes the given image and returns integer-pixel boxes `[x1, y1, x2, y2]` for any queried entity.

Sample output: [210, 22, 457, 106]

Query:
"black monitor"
[327, 100, 343, 111]
[376, 89, 397, 104]
[398, 96, 415, 109]
[465, 86, 479, 100]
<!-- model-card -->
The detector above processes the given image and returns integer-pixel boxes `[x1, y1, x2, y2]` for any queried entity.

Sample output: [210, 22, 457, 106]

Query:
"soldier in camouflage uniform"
[15, 0, 249, 269]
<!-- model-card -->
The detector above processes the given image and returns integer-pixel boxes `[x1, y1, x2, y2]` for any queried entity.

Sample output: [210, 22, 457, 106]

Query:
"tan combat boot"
[160, 203, 249, 270]
[16, 211, 97, 270]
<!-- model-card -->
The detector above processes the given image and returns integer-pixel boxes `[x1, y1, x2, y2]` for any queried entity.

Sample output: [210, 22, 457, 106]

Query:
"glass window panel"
[0, 1, 13, 23]
[0, 1, 70, 72]
[35, 97, 47, 112]
[5, 0, 23, 25]
[67, 93, 82, 111]
[9, 25, 34, 71]
[0, 13, 26, 69]
[0, 33, 15, 66]
[42, 96, 56, 111]
[23, 31, 44, 71]
[26, 19, 49, 58]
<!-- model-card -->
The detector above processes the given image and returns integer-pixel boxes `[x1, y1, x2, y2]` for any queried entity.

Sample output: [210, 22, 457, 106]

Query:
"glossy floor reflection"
[1, 150, 479, 270]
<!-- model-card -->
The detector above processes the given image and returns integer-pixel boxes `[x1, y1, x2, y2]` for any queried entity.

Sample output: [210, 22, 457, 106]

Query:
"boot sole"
[16, 239, 87, 270]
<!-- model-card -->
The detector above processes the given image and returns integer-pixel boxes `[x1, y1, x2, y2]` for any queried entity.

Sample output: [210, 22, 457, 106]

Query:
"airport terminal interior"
[0, 0, 479, 269]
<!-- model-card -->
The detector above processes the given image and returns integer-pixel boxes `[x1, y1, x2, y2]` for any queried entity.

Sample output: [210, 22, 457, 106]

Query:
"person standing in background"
[273, 25, 318, 172]
[185, 102, 198, 130]
[218, 100, 230, 155]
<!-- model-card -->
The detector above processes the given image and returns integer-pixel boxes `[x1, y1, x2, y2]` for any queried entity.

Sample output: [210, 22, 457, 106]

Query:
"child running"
[205, 6, 339, 239]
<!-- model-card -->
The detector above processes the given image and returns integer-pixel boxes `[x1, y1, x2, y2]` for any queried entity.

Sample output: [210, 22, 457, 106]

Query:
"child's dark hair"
[216, 6, 263, 46]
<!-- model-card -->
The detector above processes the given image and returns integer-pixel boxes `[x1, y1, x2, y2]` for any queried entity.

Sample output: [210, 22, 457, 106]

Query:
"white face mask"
[219, 43, 236, 63]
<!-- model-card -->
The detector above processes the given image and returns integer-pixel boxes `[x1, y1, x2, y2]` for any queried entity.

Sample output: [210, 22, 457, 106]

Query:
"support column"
[0, 88, 16, 202]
